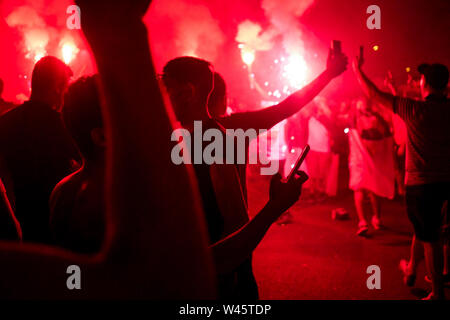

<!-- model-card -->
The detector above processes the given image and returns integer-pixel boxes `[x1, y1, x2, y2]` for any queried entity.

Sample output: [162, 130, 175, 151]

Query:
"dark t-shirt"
[0, 100, 80, 243]
[393, 95, 450, 186]
[189, 119, 258, 299]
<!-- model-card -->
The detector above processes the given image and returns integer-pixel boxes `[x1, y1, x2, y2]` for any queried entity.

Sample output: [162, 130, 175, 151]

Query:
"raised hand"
[75, 0, 151, 17]
[384, 70, 394, 86]
[353, 46, 365, 71]
[326, 49, 349, 78]
[269, 171, 309, 214]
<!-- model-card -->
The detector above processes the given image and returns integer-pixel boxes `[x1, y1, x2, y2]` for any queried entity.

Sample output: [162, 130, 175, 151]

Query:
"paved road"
[247, 174, 448, 300]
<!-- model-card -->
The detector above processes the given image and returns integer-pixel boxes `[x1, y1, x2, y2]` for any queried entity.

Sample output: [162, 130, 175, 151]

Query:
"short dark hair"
[31, 56, 72, 94]
[208, 72, 227, 117]
[418, 63, 449, 91]
[62, 75, 103, 159]
[162, 57, 214, 98]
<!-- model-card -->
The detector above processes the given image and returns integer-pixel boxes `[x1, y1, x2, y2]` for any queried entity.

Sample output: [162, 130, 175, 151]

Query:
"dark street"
[248, 173, 446, 300]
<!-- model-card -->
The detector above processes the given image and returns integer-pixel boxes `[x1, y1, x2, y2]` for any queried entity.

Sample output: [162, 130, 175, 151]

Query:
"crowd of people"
[0, 0, 448, 300]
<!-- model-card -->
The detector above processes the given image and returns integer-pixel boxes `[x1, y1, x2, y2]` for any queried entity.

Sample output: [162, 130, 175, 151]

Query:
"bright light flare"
[61, 42, 79, 64]
[283, 54, 308, 90]
[239, 45, 255, 66]
[23, 29, 49, 63]
[33, 50, 46, 62]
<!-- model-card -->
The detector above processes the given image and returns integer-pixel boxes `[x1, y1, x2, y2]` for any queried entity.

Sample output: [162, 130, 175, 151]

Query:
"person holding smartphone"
[161, 41, 347, 298]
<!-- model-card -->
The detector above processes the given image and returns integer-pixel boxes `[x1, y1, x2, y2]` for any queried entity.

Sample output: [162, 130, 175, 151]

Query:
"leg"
[354, 190, 369, 235]
[409, 234, 424, 274]
[368, 191, 380, 220]
[399, 234, 424, 286]
[444, 243, 449, 276]
[354, 190, 367, 224]
[423, 241, 445, 299]
[442, 201, 449, 276]
[368, 191, 382, 229]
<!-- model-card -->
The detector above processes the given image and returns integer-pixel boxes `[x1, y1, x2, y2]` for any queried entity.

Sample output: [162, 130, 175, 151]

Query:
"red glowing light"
[33, 51, 45, 62]
[240, 45, 255, 66]
[61, 42, 79, 65]
[283, 54, 308, 90]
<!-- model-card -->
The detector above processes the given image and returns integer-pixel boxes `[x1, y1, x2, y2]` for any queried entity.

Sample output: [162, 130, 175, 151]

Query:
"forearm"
[355, 66, 395, 111]
[220, 70, 334, 132]
[211, 201, 281, 274]
[387, 83, 397, 95]
[276, 69, 334, 121]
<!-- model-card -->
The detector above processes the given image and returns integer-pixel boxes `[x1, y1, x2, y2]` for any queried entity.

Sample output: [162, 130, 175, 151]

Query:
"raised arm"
[218, 49, 348, 132]
[211, 172, 308, 274]
[74, 0, 216, 298]
[353, 47, 395, 111]
[0, 0, 215, 299]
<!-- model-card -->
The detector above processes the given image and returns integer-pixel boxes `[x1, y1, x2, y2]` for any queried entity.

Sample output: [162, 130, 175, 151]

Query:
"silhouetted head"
[162, 57, 214, 124]
[207, 72, 227, 118]
[418, 63, 449, 98]
[31, 56, 72, 110]
[62, 75, 104, 163]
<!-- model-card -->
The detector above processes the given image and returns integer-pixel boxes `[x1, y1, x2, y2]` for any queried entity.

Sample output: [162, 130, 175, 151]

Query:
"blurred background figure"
[304, 97, 334, 202]
[0, 56, 80, 244]
[343, 97, 395, 236]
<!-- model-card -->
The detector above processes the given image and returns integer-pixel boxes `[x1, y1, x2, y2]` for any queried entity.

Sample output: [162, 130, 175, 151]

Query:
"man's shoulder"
[50, 169, 85, 212]
[0, 102, 25, 122]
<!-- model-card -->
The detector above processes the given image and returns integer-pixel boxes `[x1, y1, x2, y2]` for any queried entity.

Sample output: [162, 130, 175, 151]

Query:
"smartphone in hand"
[285, 144, 310, 183]
[331, 40, 342, 55]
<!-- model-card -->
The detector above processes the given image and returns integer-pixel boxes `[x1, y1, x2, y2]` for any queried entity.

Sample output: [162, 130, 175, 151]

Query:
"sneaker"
[399, 259, 416, 287]
[356, 222, 369, 236]
[371, 216, 383, 230]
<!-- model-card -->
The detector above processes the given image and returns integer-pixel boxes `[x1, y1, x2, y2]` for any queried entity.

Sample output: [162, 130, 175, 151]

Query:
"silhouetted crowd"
[0, 0, 448, 300]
